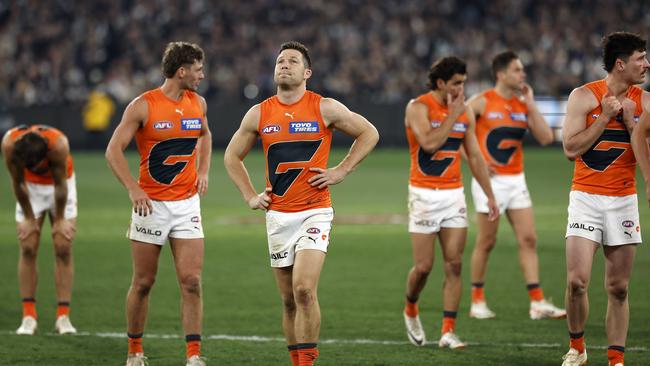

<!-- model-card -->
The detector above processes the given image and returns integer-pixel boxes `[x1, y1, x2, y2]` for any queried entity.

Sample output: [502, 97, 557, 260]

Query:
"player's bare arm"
[407, 90, 465, 153]
[48, 136, 75, 240]
[2, 133, 39, 240]
[224, 104, 271, 210]
[105, 96, 153, 216]
[196, 96, 212, 196]
[631, 110, 650, 207]
[467, 93, 487, 120]
[310, 97, 379, 189]
[562, 86, 617, 160]
[463, 109, 499, 221]
[521, 83, 554, 145]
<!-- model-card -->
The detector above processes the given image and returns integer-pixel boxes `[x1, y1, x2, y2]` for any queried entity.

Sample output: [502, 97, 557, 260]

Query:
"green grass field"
[1, 147, 649, 365]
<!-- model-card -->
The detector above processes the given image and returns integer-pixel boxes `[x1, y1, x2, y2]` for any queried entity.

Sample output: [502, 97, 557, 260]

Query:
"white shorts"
[15, 174, 78, 222]
[471, 173, 532, 214]
[566, 191, 641, 246]
[266, 207, 334, 268]
[127, 194, 204, 245]
[408, 185, 468, 234]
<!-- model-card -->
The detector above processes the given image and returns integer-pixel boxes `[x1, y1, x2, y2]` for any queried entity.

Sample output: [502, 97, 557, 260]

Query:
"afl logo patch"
[486, 112, 504, 120]
[153, 121, 173, 130]
[306, 227, 321, 234]
[263, 125, 281, 134]
[622, 220, 634, 228]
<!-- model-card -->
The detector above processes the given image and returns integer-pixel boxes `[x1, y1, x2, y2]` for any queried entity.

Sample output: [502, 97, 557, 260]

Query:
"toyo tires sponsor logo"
[181, 118, 202, 130]
[289, 122, 319, 133]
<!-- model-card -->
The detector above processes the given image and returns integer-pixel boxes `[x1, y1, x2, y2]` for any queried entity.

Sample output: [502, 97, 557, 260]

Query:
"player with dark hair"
[402, 56, 498, 349]
[224, 41, 378, 366]
[2, 124, 78, 336]
[106, 41, 212, 366]
[560, 31, 650, 366]
[466, 50, 565, 320]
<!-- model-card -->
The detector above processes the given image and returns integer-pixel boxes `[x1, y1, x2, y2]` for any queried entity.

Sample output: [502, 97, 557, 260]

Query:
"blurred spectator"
[1, 0, 649, 107]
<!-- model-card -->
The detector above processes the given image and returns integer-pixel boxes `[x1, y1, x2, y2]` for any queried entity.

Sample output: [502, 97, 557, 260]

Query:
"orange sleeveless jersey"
[8, 124, 74, 184]
[136, 88, 204, 201]
[406, 92, 469, 189]
[258, 90, 332, 212]
[571, 80, 642, 196]
[475, 89, 529, 175]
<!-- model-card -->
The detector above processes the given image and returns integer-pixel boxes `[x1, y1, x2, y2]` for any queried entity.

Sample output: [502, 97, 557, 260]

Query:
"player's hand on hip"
[601, 90, 622, 120]
[196, 173, 209, 196]
[487, 197, 500, 222]
[308, 167, 346, 189]
[52, 219, 76, 241]
[129, 186, 153, 216]
[248, 187, 272, 211]
[17, 218, 40, 241]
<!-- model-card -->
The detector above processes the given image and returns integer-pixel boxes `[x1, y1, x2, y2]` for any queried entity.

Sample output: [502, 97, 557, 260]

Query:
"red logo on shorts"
[306, 227, 320, 234]
[636, 226, 640, 232]
[322, 234, 327, 241]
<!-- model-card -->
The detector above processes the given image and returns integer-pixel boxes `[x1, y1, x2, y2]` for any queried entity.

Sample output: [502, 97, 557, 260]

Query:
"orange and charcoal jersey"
[136, 88, 204, 201]
[571, 79, 643, 196]
[406, 92, 469, 189]
[7, 124, 74, 184]
[475, 89, 529, 175]
[258, 90, 332, 213]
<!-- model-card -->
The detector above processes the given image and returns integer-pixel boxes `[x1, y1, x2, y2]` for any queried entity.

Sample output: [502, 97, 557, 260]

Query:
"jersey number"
[418, 137, 463, 176]
[268, 140, 322, 196]
[148, 138, 198, 184]
[581, 129, 630, 171]
[486, 126, 527, 164]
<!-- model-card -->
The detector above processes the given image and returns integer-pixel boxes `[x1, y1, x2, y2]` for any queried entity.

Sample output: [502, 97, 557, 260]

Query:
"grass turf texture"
[0, 147, 649, 365]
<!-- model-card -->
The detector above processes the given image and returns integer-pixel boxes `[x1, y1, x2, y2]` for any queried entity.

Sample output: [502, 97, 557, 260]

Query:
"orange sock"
[471, 284, 485, 303]
[185, 334, 201, 359]
[441, 311, 457, 334]
[56, 302, 70, 318]
[527, 284, 544, 302]
[127, 333, 144, 355]
[22, 298, 37, 319]
[297, 343, 318, 366]
[608, 346, 624, 365]
[569, 333, 585, 354]
[404, 298, 419, 317]
[288, 345, 299, 366]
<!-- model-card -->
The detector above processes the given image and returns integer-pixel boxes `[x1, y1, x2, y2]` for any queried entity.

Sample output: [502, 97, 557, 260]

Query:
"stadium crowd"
[1, 0, 649, 107]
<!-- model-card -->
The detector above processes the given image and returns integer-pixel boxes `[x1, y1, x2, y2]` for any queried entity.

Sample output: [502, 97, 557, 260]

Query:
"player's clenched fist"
[601, 91, 622, 119]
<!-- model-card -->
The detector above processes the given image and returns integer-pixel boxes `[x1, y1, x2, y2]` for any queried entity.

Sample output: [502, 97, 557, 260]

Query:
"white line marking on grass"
[2, 331, 646, 351]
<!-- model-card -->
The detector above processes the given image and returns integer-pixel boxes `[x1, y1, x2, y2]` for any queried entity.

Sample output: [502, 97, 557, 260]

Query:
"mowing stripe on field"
[3, 331, 647, 351]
